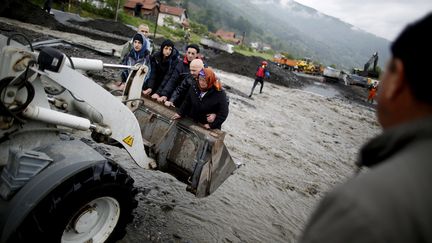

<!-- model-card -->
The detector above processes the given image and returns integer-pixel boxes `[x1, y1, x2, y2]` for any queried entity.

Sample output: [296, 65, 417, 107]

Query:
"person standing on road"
[249, 61, 270, 97]
[300, 13, 432, 243]
[367, 81, 378, 103]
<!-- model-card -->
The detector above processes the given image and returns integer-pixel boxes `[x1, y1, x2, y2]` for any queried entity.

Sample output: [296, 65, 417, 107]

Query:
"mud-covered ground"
[0, 2, 381, 242]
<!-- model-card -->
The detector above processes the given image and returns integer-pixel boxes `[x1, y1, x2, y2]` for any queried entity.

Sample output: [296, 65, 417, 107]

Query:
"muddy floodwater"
[302, 82, 340, 98]
[0, 16, 380, 243]
[102, 70, 380, 243]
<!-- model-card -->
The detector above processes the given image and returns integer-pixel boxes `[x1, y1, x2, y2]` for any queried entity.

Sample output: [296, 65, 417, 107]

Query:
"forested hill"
[182, 0, 390, 69]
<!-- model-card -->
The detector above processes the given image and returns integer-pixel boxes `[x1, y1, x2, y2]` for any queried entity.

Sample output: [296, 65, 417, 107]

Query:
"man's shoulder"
[302, 137, 432, 243]
[335, 145, 432, 220]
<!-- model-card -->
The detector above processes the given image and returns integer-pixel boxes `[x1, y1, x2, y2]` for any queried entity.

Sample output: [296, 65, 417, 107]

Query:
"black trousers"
[249, 77, 264, 96]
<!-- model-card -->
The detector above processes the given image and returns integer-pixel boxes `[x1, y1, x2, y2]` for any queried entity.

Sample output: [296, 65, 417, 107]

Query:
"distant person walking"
[300, 13, 432, 243]
[367, 81, 378, 103]
[249, 61, 270, 98]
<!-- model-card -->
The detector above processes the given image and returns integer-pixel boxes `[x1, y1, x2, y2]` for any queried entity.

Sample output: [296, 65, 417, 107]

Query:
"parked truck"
[200, 38, 234, 54]
[0, 33, 236, 242]
[322, 66, 342, 82]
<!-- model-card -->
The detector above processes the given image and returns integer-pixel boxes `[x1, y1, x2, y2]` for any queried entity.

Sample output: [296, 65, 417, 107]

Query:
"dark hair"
[391, 13, 432, 104]
[133, 33, 144, 45]
[186, 44, 200, 53]
[161, 39, 174, 49]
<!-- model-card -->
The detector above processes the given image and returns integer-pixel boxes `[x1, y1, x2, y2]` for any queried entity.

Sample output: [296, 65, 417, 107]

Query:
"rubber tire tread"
[8, 160, 138, 243]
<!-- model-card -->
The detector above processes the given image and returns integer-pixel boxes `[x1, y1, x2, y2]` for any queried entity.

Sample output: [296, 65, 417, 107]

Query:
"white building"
[250, 42, 259, 49]
[157, 4, 189, 28]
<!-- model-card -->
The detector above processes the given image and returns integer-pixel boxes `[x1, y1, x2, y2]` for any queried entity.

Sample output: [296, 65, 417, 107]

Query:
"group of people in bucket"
[111, 24, 271, 130]
[111, 24, 228, 130]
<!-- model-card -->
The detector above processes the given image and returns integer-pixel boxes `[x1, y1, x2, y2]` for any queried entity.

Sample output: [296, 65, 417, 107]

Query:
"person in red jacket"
[249, 61, 270, 97]
[367, 81, 378, 103]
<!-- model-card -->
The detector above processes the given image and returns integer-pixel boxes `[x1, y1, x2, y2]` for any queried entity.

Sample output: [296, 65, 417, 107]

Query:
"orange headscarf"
[199, 67, 222, 91]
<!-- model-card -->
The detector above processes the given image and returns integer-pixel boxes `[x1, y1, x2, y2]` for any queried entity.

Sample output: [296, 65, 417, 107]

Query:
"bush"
[190, 21, 208, 36]
[81, 2, 114, 18]
[172, 28, 185, 38]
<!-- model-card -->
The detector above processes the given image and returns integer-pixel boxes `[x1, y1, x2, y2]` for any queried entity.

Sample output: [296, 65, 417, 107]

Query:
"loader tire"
[9, 160, 138, 243]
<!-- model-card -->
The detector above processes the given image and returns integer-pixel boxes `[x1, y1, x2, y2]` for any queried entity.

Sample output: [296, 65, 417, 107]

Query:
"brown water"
[110, 70, 380, 243]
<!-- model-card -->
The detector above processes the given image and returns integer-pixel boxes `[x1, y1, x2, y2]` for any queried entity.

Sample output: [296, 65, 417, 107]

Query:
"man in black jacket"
[164, 58, 204, 107]
[142, 39, 178, 96]
[300, 13, 432, 243]
[151, 44, 200, 103]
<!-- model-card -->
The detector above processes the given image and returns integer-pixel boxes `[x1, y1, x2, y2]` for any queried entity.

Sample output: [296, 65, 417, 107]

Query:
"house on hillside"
[262, 44, 272, 51]
[157, 4, 189, 28]
[86, 0, 107, 9]
[123, 1, 189, 28]
[123, 0, 159, 18]
[250, 42, 259, 50]
[250, 42, 272, 51]
[214, 29, 241, 45]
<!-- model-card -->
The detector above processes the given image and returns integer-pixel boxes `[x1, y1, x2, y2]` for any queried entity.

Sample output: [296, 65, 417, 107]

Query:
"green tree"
[183, 0, 189, 10]
[190, 21, 208, 35]
[233, 16, 252, 34]
[105, 0, 125, 11]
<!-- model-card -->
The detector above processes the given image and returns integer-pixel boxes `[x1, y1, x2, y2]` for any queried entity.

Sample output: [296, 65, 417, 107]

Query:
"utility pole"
[241, 31, 246, 46]
[115, 0, 120, 22]
[152, 1, 161, 51]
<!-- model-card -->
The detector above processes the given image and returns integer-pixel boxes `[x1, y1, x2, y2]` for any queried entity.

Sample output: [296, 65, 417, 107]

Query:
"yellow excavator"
[297, 58, 321, 75]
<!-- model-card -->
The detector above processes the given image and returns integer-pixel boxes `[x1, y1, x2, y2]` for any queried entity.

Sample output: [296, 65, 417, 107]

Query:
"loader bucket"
[134, 97, 236, 197]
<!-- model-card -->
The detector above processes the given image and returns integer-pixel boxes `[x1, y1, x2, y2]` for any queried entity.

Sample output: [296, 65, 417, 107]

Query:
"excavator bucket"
[134, 97, 236, 198]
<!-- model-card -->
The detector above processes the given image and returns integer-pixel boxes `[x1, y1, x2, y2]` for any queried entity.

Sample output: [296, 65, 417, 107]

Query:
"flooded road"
[0, 17, 380, 242]
[302, 82, 340, 98]
[107, 70, 380, 242]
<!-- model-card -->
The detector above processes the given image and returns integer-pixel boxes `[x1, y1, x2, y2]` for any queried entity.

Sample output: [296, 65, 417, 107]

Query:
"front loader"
[0, 33, 236, 242]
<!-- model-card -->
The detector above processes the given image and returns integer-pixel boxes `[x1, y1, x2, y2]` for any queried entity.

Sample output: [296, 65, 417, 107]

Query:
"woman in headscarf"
[172, 67, 229, 130]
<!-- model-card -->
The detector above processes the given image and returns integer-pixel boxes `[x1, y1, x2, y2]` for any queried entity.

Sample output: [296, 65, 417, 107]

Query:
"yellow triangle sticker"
[123, 135, 134, 147]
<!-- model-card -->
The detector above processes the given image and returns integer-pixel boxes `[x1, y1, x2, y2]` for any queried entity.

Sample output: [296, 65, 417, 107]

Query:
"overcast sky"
[293, 0, 432, 40]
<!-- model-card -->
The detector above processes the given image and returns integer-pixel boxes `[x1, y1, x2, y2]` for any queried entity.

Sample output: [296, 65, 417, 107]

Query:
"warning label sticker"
[123, 135, 134, 147]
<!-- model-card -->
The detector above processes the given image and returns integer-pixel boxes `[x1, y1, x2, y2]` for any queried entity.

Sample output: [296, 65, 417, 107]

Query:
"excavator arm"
[363, 52, 379, 75]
